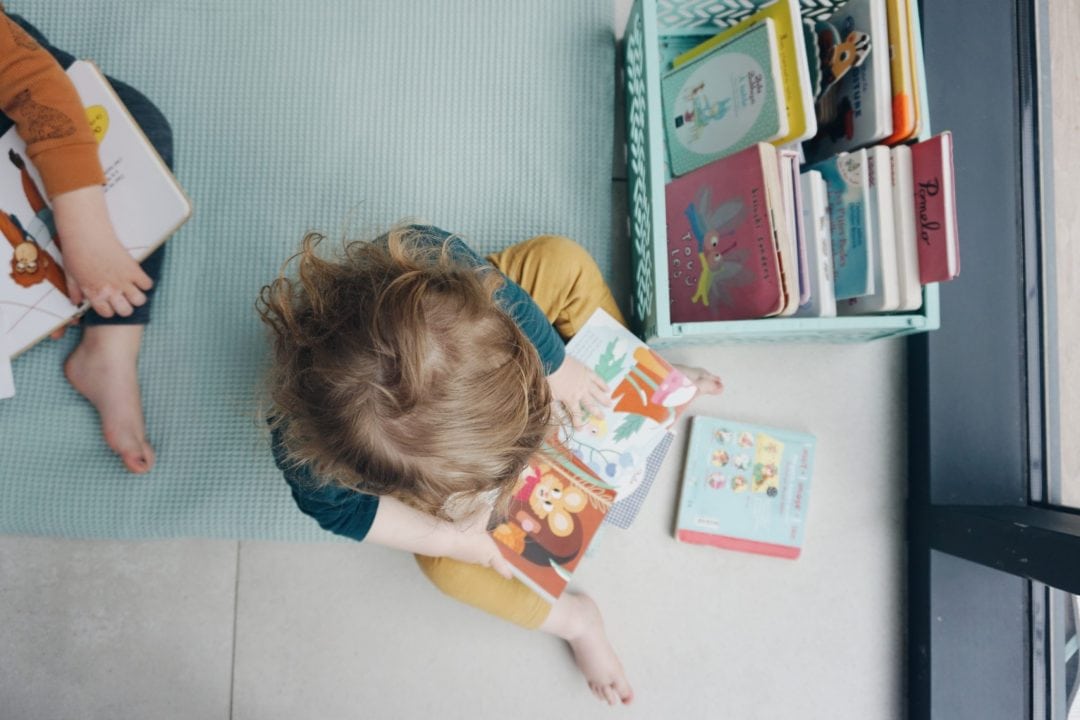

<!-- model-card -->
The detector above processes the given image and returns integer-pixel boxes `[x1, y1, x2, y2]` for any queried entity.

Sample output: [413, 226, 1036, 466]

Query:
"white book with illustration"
[1, 60, 191, 359]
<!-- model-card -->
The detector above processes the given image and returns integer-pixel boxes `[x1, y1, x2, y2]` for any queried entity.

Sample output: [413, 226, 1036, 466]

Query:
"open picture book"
[490, 309, 697, 601]
[0, 60, 192, 365]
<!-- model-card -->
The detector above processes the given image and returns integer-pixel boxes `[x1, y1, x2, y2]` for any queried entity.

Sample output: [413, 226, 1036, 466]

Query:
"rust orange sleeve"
[0, 7, 105, 198]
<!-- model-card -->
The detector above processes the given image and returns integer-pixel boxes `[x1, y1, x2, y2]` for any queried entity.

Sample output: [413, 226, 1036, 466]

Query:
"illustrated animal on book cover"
[1, 149, 67, 296]
[807, 14, 871, 138]
[491, 456, 612, 572]
[669, 185, 752, 309]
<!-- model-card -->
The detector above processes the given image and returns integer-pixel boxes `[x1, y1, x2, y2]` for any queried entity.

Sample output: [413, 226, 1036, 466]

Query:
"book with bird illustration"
[660, 19, 788, 176]
[1, 61, 191, 360]
[490, 309, 697, 601]
[664, 142, 788, 323]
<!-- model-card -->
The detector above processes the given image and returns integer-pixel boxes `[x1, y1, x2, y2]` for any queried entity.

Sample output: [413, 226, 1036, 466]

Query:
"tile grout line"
[227, 541, 241, 720]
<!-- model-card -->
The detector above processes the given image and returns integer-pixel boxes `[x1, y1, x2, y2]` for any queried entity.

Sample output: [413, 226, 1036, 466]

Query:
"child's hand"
[447, 505, 515, 580]
[547, 356, 611, 428]
[51, 186, 153, 319]
[672, 363, 724, 396]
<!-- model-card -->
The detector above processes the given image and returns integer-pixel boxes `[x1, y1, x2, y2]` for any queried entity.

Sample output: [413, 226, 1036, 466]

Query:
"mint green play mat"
[0, 0, 617, 540]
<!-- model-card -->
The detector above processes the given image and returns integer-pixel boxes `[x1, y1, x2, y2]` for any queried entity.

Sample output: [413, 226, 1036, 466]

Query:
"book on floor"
[0, 61, 192, 357]
[795, 169, 837, 317]
[661, 19, 788, 176]
[665, 143, 788, 323]
[671, 0, 816, 146]
[676, 415, 816, 559]
[910, 131, 960, 283]
[490, 309, 697, 601]
[808, 148, 874, 300]
[839, 145, 899, 314]
[805, 0, 893, 161]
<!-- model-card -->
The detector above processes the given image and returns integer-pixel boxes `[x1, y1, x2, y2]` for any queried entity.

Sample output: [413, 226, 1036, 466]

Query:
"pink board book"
[665, 143, 785, 322]
[910, 131, 960, 283]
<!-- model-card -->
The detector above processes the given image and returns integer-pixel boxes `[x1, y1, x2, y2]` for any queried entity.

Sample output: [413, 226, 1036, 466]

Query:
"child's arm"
[274, 426, 513, 576]
[0, 10, 153, 318]
[366, 496, 513, 578]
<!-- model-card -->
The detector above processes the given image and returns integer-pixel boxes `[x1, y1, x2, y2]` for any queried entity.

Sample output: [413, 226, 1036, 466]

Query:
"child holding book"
[1, 7, 173, 473]
[259, 225, 723, 705]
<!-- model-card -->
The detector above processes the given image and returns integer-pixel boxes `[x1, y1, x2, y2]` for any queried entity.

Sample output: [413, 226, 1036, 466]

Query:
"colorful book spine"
[882, 0, 916, 144]
[910, 132, 960, 283]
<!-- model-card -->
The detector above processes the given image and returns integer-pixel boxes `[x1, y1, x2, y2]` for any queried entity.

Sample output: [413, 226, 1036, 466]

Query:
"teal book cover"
[661, 20, 788, 177]
[809, 149, 875, 299]
[675, 416, 816, 559]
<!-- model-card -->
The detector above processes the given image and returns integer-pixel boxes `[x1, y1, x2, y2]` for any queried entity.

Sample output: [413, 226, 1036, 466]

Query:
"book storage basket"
[622, 0, 941, 346]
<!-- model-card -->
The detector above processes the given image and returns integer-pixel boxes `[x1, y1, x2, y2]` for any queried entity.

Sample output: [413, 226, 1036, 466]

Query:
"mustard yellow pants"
[414, 235, 626, 629]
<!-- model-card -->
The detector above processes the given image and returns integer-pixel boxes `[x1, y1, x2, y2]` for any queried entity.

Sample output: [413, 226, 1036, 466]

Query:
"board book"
[805, 0, 893, 161]
[882, 0, 917, 144]
[910, 132, 960, 283]
[890, 144, 922, 310]
[676, 416, 816, 559]
[0, 61, 192, 359]
[671, 0, 816, 146]
[839, 144, 899, 314]
[777, 148, 805, 313]
[795, 169, 837, 318]
[661, 20, 788, 177]
[665, 143, 787, 323]
[809, 149, 874, 300]
[490, 309, 696, 601]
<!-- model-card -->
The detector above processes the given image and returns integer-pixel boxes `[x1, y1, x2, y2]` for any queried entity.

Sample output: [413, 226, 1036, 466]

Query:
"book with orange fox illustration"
[490, 309, 697, 601]
[1, 60, 191, 360]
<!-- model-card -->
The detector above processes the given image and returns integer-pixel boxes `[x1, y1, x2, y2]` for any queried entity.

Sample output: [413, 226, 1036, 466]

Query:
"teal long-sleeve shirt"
[271, 226, 565, 542]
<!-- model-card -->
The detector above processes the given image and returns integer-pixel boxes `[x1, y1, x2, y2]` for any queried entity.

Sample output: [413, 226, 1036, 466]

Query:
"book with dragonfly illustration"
[490, 309, 697, 601]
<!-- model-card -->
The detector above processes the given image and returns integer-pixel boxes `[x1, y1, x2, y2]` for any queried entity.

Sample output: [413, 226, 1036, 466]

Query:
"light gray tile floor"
[0, 538, 237, 720]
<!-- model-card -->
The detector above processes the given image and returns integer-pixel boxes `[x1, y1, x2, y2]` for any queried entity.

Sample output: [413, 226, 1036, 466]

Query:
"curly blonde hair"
[257, 225, 552, 520]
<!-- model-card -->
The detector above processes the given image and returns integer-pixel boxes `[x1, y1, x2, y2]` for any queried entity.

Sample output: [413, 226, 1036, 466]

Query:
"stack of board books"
[661, 0, 959, 323]
[1, 61, 192, 398]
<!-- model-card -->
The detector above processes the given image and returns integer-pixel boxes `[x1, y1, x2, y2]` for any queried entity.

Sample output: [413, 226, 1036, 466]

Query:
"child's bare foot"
[673, 363, 724, 396]
[539, 592, 634, 705]
[64, 324, 155, 474]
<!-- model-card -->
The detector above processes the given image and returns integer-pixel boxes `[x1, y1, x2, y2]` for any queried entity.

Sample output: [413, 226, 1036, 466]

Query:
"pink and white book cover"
[665, 144, 784, 323]
[910, 131, 960, 283]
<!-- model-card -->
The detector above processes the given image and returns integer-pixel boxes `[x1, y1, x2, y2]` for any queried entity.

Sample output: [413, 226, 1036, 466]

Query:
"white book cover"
[841, 145, 899, 314]
[795, 170, 836, 318]
[1, 61, 192, 356]
[890, 144, 922, 310]
[806, 0, 893, 160]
